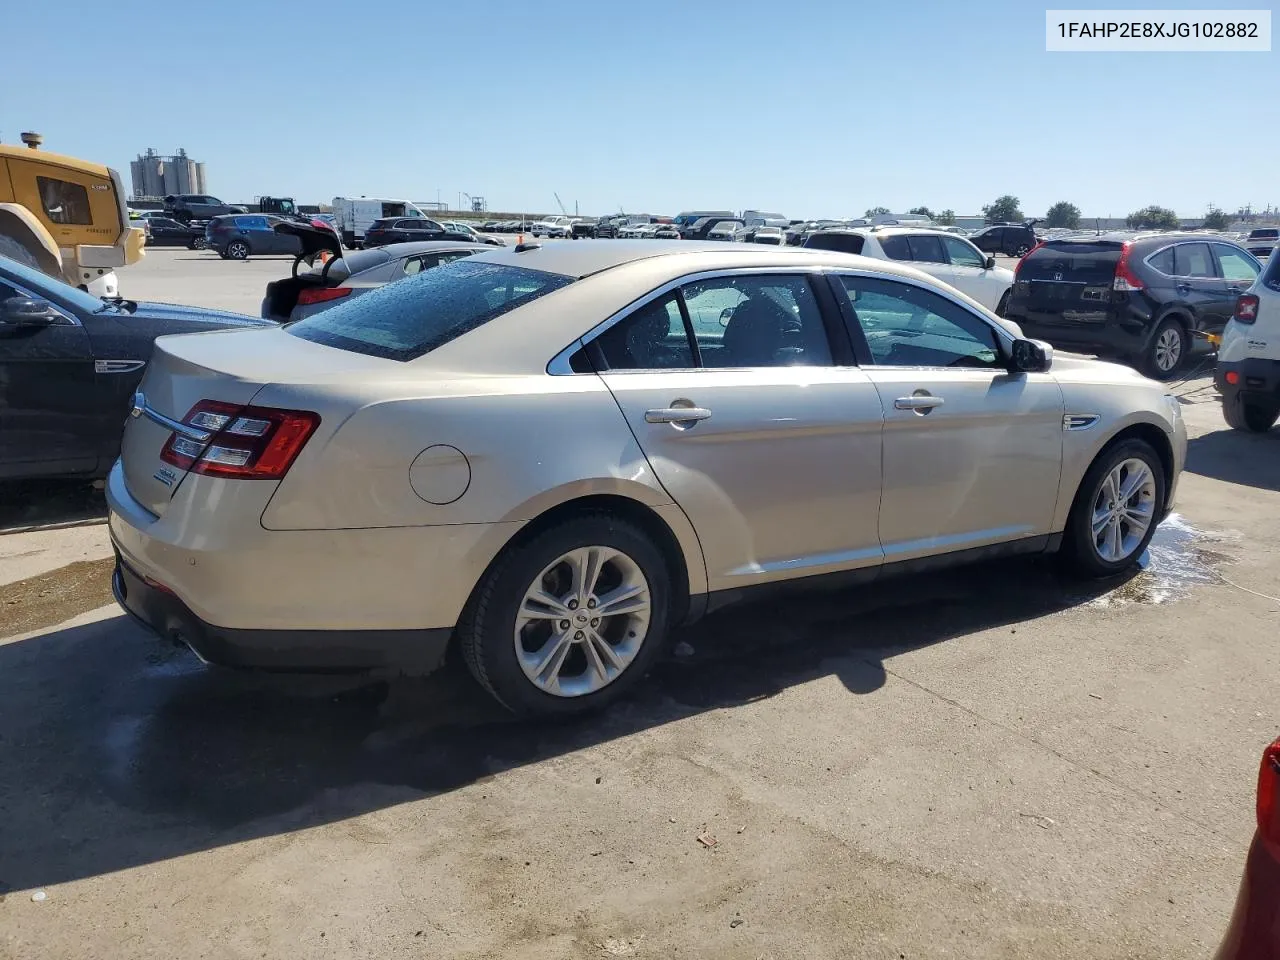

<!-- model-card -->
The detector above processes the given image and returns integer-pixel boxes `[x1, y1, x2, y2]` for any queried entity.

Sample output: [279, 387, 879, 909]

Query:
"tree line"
[859, 196, 1232, 231]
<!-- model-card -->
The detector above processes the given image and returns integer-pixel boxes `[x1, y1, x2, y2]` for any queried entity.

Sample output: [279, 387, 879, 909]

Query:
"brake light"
[1113, 241, 1144, 291]
[1013, 241, 1045, 277]
[1235, 293, 1260, 324]
[295, 286, 352, 306]
[1258, 739, 1280, 849]
[160, 400, 319, 479]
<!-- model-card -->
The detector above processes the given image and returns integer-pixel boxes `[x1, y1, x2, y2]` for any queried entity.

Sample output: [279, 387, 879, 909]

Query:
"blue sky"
[5, 0, 1274, 218]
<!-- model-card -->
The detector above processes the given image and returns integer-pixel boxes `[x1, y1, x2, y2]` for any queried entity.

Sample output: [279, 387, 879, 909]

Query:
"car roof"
[462, 238, 955, 281]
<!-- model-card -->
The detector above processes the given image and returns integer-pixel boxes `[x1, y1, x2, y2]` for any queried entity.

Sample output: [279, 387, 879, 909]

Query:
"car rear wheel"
[226, 240, 250, 260]
[1223, 392, 1280, 433]
[1062, 438, 1166, 578]
[1143, 318, 1187, 379]
[458, 514, 671, 715]
[1013, 243, 1031, 257]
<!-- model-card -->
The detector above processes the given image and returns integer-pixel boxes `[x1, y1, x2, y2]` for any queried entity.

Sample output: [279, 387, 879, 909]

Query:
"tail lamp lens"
[160, 400, 319, 479]
[1235, 294, 1260, 324]
[1113, 241, 1145, 292]
[296, 286, 352, 306]
[1259, 739, 1280, 848]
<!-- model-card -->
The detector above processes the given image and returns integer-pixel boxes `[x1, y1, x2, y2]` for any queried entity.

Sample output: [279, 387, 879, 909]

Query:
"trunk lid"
[119, 327, 388, 516]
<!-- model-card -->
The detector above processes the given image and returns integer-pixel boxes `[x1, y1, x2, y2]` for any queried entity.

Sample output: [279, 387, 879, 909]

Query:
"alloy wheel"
[229, 241, 249, 260]
[1153, 326, 1183, 373]
[1090, 458, 1157, 563]
[513, 545, 651, 697]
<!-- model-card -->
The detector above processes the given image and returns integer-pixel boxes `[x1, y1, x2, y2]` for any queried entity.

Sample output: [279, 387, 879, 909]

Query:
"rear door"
[832, 271, 1063, 560]
[1011, 241, 1121, 341]
[0, 275, 98, 476]
[593, 269, 886, 592]
[1170, 242, 1226, 330]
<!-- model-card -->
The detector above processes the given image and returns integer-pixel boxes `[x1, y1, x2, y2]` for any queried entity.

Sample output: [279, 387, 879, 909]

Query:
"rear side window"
[878, 235, 911, 260]
[906, 234, 946, 264]
[804, 233, 865, 255]
[37, 177, 92, 225]
[1147, 247, 1175, 275]
[1173, 242, 1214, 278]
[288, 260, 573, 361]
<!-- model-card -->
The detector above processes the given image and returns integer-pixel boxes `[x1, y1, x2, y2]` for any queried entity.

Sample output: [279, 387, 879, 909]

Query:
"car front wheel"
[458, 514, 671, 715]
[1062, 438, 1166, 578]
[1223, 392, 1280, 433]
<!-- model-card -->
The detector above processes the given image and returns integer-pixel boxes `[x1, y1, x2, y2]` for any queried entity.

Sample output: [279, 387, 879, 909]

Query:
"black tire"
[1223, 392, 1280, 433]
[995, 289, 1010, 317]
[457, 513, 672, 715]
[1142, 317, 1187, 380]
[226, 240, 250, 261]
[1061, 438, 1167, 578]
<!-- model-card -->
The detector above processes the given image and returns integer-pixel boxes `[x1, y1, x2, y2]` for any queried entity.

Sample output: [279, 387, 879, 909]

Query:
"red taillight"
[160, 400, 320, 479]
[1113, 241, 1144, 292]
[295, 286, 352, 306]
[1257, 739, 1280, 848]
[1235, 293, 1260, 324]
[1013, 241, 1045, 277]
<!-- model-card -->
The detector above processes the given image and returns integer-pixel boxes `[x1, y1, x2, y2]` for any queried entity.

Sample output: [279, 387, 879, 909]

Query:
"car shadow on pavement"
[0, 479, 106, 532]
[0, 555, 1127, 892]
[1186, 428, 1280, 493]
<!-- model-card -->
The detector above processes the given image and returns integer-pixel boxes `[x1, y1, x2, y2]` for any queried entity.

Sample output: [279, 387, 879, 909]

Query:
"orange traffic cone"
[517, 232, 525, 244]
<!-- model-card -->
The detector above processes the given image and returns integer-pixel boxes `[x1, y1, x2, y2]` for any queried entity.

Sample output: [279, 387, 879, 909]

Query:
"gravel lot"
[1, 247, 1277, 960]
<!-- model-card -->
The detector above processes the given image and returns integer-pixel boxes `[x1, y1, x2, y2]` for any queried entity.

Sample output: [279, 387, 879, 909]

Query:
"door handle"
[894, 396, 945, 410]
[645, 406, 712, 424]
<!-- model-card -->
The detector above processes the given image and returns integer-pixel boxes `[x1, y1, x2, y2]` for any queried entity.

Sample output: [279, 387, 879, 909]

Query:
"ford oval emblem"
[130, 391, 144, 418]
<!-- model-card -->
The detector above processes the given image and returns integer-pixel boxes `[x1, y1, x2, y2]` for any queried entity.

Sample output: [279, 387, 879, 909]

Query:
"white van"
[331, 197, 430, 247]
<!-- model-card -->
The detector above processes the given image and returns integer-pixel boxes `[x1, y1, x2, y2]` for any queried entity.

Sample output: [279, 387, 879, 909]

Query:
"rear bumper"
[1216, 358, 1280, 398]
[112, 554, 450, 672]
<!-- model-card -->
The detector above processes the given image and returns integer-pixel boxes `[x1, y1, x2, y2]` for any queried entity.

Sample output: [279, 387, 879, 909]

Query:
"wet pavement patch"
[1088, 514, 1231, 607]
[0, 557, 116, 638]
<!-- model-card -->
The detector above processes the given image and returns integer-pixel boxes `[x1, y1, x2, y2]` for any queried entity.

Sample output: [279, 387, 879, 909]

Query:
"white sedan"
[109, 241, 1184, 715]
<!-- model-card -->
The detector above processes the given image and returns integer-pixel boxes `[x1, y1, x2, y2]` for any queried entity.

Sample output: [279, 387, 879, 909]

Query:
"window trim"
[825, 268, 1015, 371]
[546, 266, 852, 375]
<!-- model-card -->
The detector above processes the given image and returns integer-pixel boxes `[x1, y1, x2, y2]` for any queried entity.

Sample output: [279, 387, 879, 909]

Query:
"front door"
[593, 272, 886, 591]
[0, 278, 98, 477]
[831, 272, 1064, 561]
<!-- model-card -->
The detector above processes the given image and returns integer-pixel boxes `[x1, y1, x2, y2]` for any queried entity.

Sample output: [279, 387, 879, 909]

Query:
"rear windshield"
[1020, 241, 1121, 277]
[1249, 229, 1279, 239]
[287, 260, 574, 361]
[804, 233, 865, 255]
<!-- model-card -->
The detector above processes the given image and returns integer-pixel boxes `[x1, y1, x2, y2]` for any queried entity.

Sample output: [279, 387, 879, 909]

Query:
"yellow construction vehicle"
[0, 132, 145, 296]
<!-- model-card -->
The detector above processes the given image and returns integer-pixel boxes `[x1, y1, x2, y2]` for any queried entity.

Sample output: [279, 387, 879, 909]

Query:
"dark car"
[970, 222, 1038, 257]
[206, 215, 306, 260]
[571, 220, 596, 239]
[163, 194, 247, 224]
[1213, 736, 1280, 960]
[260, 222, 485, 322]
[362, 217, 475, 248]
[1004, 234, 1262, 378]
[1244, 228, 1279, 258]
[679, 215, 744, 240]
[143, 216, 204, 249]
[0, 254, 269, 480]
[593, 216, 622, 239]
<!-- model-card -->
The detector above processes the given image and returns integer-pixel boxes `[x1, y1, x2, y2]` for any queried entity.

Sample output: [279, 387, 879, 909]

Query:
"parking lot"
[2, 248, 1278, 959]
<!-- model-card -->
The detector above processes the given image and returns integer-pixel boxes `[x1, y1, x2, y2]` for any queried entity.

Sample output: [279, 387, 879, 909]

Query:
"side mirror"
[1, 296, 58, 327]
[984, 255, 997, 269]
[1010, 338, 1053, 373]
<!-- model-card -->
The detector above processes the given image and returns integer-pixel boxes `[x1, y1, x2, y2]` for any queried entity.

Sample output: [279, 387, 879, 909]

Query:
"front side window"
[288, 260, 573, 361]
[1212, 244, 1260, 282]
[36, 177, 92, 225]
[906, 234, 947, 264]
[1173, 242, 1215, 278]
[942, 236, 985, 268]
[838, 275, 1001, 369]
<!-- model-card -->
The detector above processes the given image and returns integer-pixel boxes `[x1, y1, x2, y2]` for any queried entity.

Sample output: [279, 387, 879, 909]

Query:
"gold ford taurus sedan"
[108, 241, 1187, 714]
